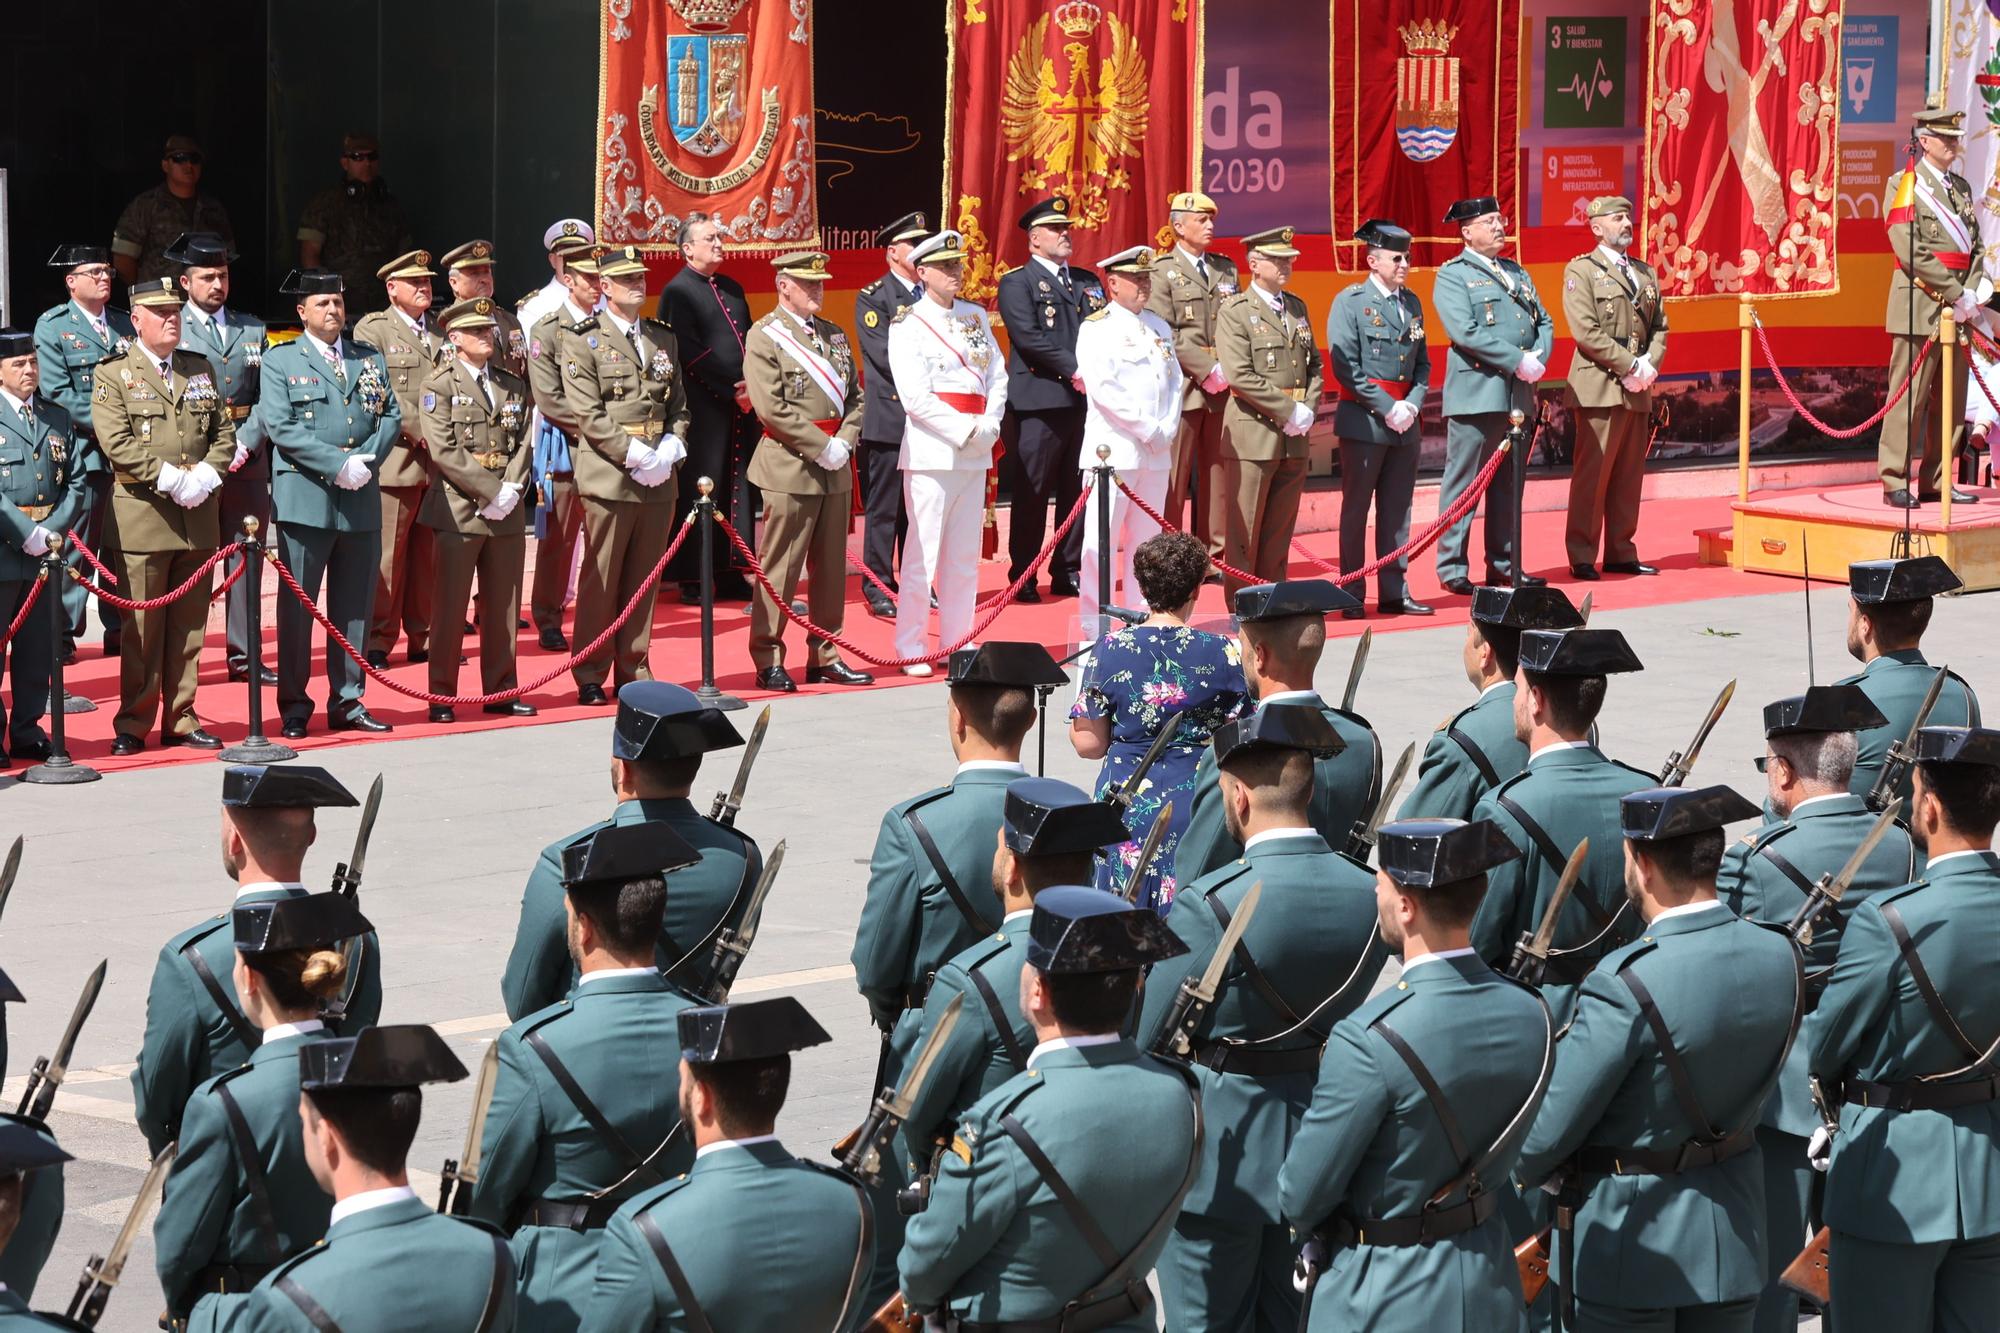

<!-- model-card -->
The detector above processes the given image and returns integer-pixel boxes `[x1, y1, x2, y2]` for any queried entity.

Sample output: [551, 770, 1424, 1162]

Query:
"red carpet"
[36, 492, 1777, 775]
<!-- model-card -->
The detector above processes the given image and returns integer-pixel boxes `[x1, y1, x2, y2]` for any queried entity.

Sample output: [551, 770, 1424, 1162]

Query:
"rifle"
[437, 1042, 502, 1215]
[64, 1145, 175, 1328]
[1867, 665, 1950, 813]
[1107, 708, 1187, 813]
[1344, 741, 1416, 862]
[1658, 679, 1736, 787]
[1507, 839, 1589, 987]
[1516, 1226, 1554, 1308]
[17, 959, 107, 1122]
[1341, 627, 1372, 712]
[1120, 804, 1173, 904]
[1780, 1077, 1839, 1305]
[709, 704, 770, 826]
[703, 839, 786, 1002]
[1150, 881, 1262, 1061]
[0, 836, 22, 928]
[324, 774, 384, 1025]
[839, 994, 964, 1186]
[1786, 800, 1901, 949]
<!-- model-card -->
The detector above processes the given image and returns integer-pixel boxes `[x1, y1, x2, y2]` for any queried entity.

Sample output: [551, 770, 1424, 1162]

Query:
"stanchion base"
[695, 686, 747, 711]
[19, 759, 102, 785]
[219, 740, 298, 764]
[61, 693, 97, 715]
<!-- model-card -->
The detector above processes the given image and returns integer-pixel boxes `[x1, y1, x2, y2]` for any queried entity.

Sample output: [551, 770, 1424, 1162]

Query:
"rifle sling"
[967, 966, 1028, 1071]
[180, 939, 261, 1051]
[636, 1214, 716, 1333]
[1751, 841, 1817, 901]
[475, 1232, 512, 1333]
[830, 1172, 876, 1333]
[904, 807, 998, 938]
[1370, 1021, 1470, 1167]
[214, 1084, 284, 1265]
[1205, 892, 1304, 1028]
[276, 1276, 342, 1332]
[1494, 794, 1619, 939]
[663, 832, 760, 984]
[524, 1031, 669, 1189]
[1881, 902, 1986, 1064]
[1445, 726, 1503, 789]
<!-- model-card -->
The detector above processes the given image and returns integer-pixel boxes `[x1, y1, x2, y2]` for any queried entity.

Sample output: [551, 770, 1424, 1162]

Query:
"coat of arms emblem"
[1395, 19, 1461, 163]
[1000, 0, 1149, 229]
[638, 0, 782, 192]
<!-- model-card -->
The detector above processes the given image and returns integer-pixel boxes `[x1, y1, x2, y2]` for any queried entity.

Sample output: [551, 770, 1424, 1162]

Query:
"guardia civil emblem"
[638, 0, 781, 191]
[1000, 1, 1149, 228]
[1395, 19, 1461, 163]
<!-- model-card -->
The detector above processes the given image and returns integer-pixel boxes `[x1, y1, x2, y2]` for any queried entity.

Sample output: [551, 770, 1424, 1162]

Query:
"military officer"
[886, 230, 1008, 674]
[1215, 226, 1322, 594]
[260, 269, 401, 737]
[185, 1025, 515, 1332]
[295, 132, 415, 318]
[1469, 627, 1655, 1023]
[166, 231, 274, 685]
[501, 682, 760, 1020]
[472, 824, 703, 1333]
[1838, 555, 1982, 804]
[354, 249, 447, 669]
[442, 240, 528, 381]
[33, 243, 132, 655]
[1327, 219, 1433, 616]
[1141, 706, 1391, 1331]
[1076, 245, 1185, 639]
[416, 297, 536, 722]
[581, 997, 873, 1331]
[520, 220, 596, 332]
[1807, 726, 2000, 1329]
[93, 277, 233, 753]
[132, 764, 384, 1156]
[0, 1120, 70, 1320]
[743, 249, 873, 692]
[996, 196, 1099, 600]
[899, 886, 1198, 1329]
[560, 246, 690, 704]
[854, 211, 928, 616]
[0, 329, 86, 767]
[1517, 786, 1800, 1333]
[154, 892, 371, 1320]
[1280, 818, 1552, 1333]
[1146, 189, 1238, 552]
[1433, 197, 1555, 593]
[522, 239, 603, 652]
[1561, 196, 1669, 579]
[1717, 684, 1917, 1333]
[1882, 106, 1981, 508]
[1400, 585, 1583, 821]
[1176, 580, 1382, 882]
[112, 134, 236, 287]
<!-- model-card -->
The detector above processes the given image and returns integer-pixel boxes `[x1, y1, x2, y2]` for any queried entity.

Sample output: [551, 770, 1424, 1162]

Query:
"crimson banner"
[596, 0, 818, 252]
[945, 0, 1203, 301]
[1330, 0, 1522, 270]
[1640, 0, 1841, 298]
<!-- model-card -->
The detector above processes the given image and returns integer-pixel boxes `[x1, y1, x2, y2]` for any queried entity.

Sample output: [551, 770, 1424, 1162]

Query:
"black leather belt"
[1318, 1188, 1500, 1248]
[1845, 1074, 2000, 1112]
[1574, 1129, 1756, 1177]
[1191, 1041, 1322, 1076]
[1540, 951, 1606, 987]
[517, 1197, 617, 1231]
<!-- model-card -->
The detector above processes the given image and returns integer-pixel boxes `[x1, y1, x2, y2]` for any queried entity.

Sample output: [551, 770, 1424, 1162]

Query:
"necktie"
[90, 317, 108, 343]
[325, 343, 346, 384]
[1195, 257, 1208, 282]
[1059, 266, 1073, 295]
[477, 371, 493, 409]
[158, 358, 175, 389]
[20, 401, 35, 433]
[629, 325, 644, 361]
[417, 323, 432, 354]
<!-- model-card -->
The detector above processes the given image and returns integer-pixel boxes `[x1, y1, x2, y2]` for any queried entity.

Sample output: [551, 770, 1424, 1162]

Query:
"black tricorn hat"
[1026, 886, 1188, 974]
[1762, 684, 1888, 738]
[1232, 579, 1361, 621]
[299, 1024, 468, 1090]
[1517, 628, 1644, 676]
[1471, 585, 1584, 631]
[1444, 196, 1502, 224]
[678, 995, 831, 1064]
[48, 244, 110, 270]
[1212, 704, 1345, 766]
[280, 268, 345, 297]
[611, 681, 743, 761]
[221, 764, 358, 809]
[1914, 725, 2000, 768]
[1003, 777, 1130, 856]
[0, 330, 34, 361]
[233, 892, 372, 953]
[560, 822, 701, 890]
[163, 231, 237, 268]
[0, 1121, 72, 1175]
[1848, 555, 1962, 604]
[1377, 817, 1520, 888]
[1620, 785, 1761, 841]
[0, 966, 21, 1005]
[948, 641, 1067, 689]
[1354, 219, 1413, 253]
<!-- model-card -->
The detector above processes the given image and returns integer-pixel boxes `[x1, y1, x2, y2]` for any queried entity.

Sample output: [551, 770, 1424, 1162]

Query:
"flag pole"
[1738, 296, 1753, 514]
[1942, 310, 1958, 527]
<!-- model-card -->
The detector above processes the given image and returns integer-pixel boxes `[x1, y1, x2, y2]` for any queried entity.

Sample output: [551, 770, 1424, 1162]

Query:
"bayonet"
[1345, 741, 1416, 861]
[1109, 708, 1187, 812]
[438, 1042, 503, 1215]
[1121, 805, 1174, 904]
[18, 959, 107, 1122]
[64, 1145, 174, 1328]
[1658, 679, 1736, 787]
[1577, 592, 1594, 625]
[1152, 881, 1262, 1060]
[0, 837, 21, 928]
[709, 705, 771, 826]
[1341, 628, 1373, 712]
[331, 773, 385, 898]
[840, 994, 964, 1185]
[1508, 839, 1589, 986]
[1787, 800, 1902, 948]
[1869, 666, 1949, 813]
[704, 840, 786, 1002]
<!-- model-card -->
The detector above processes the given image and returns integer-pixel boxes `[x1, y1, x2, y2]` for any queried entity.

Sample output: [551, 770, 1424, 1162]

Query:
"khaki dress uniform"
[1882, 126, 1978, 498]
[1145, 198, 1238, 554]
[1560, 228, 1668, 569]
[523, 270, 601, 644]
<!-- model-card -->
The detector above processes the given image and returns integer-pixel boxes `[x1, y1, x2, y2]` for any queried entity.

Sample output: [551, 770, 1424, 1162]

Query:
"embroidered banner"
[944, 0, 1203, 302]
[1640, 0, 1842, 298]
[596, 0, 818, 252]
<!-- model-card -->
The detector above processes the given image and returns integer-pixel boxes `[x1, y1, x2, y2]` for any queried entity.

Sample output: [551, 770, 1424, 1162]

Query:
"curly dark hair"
[1133, 531, 1209, 612]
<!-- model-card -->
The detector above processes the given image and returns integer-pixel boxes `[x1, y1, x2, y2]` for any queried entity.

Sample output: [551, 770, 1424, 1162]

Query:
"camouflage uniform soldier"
[296, 133, 415, 319]
[111, 135, 235, 288]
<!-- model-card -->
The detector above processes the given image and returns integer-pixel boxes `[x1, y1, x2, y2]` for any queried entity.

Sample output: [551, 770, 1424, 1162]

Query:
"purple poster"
[1199, 1, 1332, 236]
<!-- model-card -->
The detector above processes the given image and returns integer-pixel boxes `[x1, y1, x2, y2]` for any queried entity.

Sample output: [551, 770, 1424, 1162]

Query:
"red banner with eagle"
[945, 0, 1203, 301]
[1640, 0, 1841, 299]
[1330, 0, 1521, 270]
[596, 0, 818, 252]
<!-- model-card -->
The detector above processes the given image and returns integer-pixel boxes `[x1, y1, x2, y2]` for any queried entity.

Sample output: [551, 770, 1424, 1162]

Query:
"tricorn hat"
[299, 1024, 468, 1091]
[1212, 704, 1346, 766]
[233, 892, 372, 953]
[1026, 886, 1189, 974]
[559, 822, 701, 891]
[1003, 777, 1130, 856]
[1517, 628, 1644, 676]
[1233, 579, 1360, 621]
[1377, 817, 1521, 888]
[678, 995, 831, 1064]
[1619, 785, 1761, 841]
[1848, 555, 1962, 604]
[948, 642, 1066, 689]
[611, 681, 743, 762]
[1762, 684, 1888, 738]
[221, 764, 357, 809]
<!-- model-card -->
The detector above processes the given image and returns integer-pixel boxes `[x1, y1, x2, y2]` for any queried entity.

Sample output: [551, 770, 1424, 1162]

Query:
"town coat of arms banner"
[597, 0, 817, 251]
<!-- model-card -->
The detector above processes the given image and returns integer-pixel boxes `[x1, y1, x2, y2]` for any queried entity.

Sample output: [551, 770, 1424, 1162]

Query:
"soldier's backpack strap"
[1445, 726, 1503, 789]
[522, 1029, 672, 1189]
[179, 934, 260, 1051]
[903, 805, 998, 937]
[1204, 890, 1304, 1027]
[275, 1274, 342, 1333]
[1879, 901, 1985, 1063]
[965, 966, 1029, 1071]
[1493, 794, 1624, 944]
[635, 1213, 717, 1333]
[212, 1076, 284, 1265]
[475, 1230, 513, 1333]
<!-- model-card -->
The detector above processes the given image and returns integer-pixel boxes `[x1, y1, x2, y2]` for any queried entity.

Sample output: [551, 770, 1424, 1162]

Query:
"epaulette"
[1353, 976, 1422, 1025]
[1875, 877, 1932, 908]
[265, 1237, 331, 1283]
[954, 933, 1015, 975]
[1489, 767, 1534, 799]
[529, 308, 565, 332]
[644, 313, 672, 334]
[860, 279, 882, 297]
[1741, 820, 1795, 851]
[512, 997, 576, 1040]
[901, 784, 956, 818]
[564, 315, 596, 335]
[1605, 934, 1661, 972]
[1084, 307, 1110, 321]
[346, 338, 383, 358]
[1328, 703, 1374, 734]
[205, 1062, 259, 1095]
[1608, 758, 1661, 784]
[795, 1156, 867, 1190]
[629, 1174, 699, 1218]
[516, 289, 538, 309]
[173, 913, 233, 953]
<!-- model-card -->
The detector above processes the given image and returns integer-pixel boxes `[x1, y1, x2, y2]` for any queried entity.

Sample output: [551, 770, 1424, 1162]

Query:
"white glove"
[157, 461, 187, 499]
[1516, 350, 1546, 383]
[655, 433, 687, 474]
[479, 482, 522, 522]
[1953, 291, 1981, 325]
[964, 419, 1002, 451]
[1284, 401, 1315, 437]
[21, 527, 53, 559]
[1384, 401, 1419, 433]
[817, 437, 853, 470]
[1200, 363, 1229, 394]
[1620, 355, 1656, 395]
[631, 456, 673, 488]
[623, 439, 660, 474]
[230, 442, 251, 473]
[191, 461, 223, 496]
[334, 456, 372, 490]
[1807, 1124, 1835, 1173]
[1069, 372, 1087, 394]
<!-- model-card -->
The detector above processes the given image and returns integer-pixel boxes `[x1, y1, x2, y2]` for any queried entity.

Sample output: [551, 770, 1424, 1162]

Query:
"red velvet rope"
[63, 536, 245, 611]
[1752, 315, 1934, 441]
[0, 575, 44, 648]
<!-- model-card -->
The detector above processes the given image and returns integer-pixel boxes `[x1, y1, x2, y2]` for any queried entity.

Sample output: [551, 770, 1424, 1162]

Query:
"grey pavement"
[6, 581, 1990, 1328]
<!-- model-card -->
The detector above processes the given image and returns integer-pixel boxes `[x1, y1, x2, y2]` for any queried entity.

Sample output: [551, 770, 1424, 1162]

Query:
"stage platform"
[1708, 482, 2000, 590]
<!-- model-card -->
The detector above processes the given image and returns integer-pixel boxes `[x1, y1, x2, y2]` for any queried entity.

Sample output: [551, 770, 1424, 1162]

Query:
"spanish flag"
[1886, 148, 1919, 229]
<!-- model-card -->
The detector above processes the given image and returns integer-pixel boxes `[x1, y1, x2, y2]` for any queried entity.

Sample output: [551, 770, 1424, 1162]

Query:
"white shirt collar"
[1402, 946, 1478, 973]
[400, 309, 428, 337]
[604, 308, 636, 336]
[1245, 827, 1317, 850]
[184, 301, 224, 330]
[1368, 275, 1397, 300]
[1032, 254, 1068, 280]
[1478, 679, 1512, 700]
[695, 1133, 781, 1161]
[1259, 689, 1319, 707]
[329, 1184, 417, 1227]
[1529, 739, 1592, 763]
[1003, 907, 1034, 923]
[303, 331, 343, 363]
[1926, 848, 1993, 871]
[1176, 245, 1208, 270]
[1461, 246, 1501, 271]
[1026, 1033, 1121, 1069]
[72, 300, 109, 331]
[784, 307, 816, 332]
[263, 1019, 326, 1045]
[0, 388, 29, 416]
[577, 966, 658, 986]
[234, 880, 307, 901]
[561, 297, 592, 323]
[1650, 899, 1725, 924]
[1790, 793, 1849, 814]
[1258, 283, 1286, 311]
[1596, 245, 1631, 269]
[956, 759, 1027, 776]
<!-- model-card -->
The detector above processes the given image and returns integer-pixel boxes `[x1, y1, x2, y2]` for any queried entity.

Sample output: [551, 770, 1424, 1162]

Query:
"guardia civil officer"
[1469, 627, 1656, 1023]
[131, 765, 384, 1156]
[1837, 555, 1982, 803]
[1433, 197, 1554, 592]
[1280, 818, 1551, 1333]
[1141, 706, 1390, 1331]
[184, 1025, 515, 1332]
[1717, 684, 1917, 1333]
[1326, 219, 1432, 616]
[472, 824, 703, 1333]
[1176, 580, 1382, 882]
[521, 232, 601, 651]
[1145, 189, 1238, 551]
[259, 268, 401, 738]
[580, 998, 874, 1331]
[1400, 585, 1582, 821]
[0, 984, 66, 1302]
[0, 1120, 70, 1322]
[154, 892, 371, 1321]
[898, 887, 1200, 1330]
[854, 211, 929, 616]
[1517, 786, 1800, 1333]
[501, 682, 760, 1019]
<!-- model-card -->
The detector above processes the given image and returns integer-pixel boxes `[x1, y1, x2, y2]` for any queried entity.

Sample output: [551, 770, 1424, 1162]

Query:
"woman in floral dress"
[1070, 532, 1248, 911]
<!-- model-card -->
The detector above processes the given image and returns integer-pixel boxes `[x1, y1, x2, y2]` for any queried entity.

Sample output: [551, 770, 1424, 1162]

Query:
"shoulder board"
[794, 1157, 866, 1190]
[1084, 307, 1110, 321]
[902, 784, 956, 816]
[1489, 768, 1534, 798]
[1609, 759, 1660, 783]
[860, 279, 883, 297]
[206, 1062, 259, 1093]
[38, 304, 68, 323]
[641, 316, 673, 336]
[267, 1238, 330, 1283]
[513, 998, 576, 1039]
[175, 914, 233, 950]
[629, 1174, 700, 1217]
[1743, 821, 1796, 851]
[1606, 935, 1661, 972]
[1877, 878, 1932, 907]
[516, 289, 539, 309]
[564, 316, 597, 335]
[1355, 979, 1422, 1025]
[958, 933, 1015, 972]
[989, 1074, 1050, 1119]
[529, 309, 564, 332]
[345, 338, 383, 357]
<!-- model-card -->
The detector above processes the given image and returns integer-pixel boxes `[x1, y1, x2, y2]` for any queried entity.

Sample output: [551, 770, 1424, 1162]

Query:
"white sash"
[765, 319, 846, 413]
[1911, 171, 1974, 254]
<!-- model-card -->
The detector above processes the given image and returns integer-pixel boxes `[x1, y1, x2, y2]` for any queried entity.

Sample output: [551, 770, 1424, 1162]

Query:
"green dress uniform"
[579, 997, 873, 1332]
[1806, 728, 2000, 1331]
[0, 1118, 70, 1314]
[1837, 556, 1982, 807]
[0, 374, 87, 759]
[1517, 787, 1800, 1333]
[1144, 195, 1239, 552]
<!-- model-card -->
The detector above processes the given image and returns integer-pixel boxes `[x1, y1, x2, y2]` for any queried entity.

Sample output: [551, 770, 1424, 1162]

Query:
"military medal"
[500, 400, 523, 430]
[357, 364, 389, 415]
[48, 434, 66, 466]
[648, 349, 675, 382]
[508, 329, 526, 358]
[245, 338, 265, 369]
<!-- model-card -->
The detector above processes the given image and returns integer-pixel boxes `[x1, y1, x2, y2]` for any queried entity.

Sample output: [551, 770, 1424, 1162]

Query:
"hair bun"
[300, 948, 350, 998]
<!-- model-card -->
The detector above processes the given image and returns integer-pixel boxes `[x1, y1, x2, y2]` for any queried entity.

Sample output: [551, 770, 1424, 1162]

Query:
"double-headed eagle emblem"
[999, 0, 1149, 229]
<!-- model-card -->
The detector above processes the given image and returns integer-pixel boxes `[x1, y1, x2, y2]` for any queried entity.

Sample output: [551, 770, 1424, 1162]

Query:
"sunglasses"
[344, 151, 380, 162]
[1753, 755, 1785, 773]
[167, 152, 203, 165]
[71, 266, 113, 280]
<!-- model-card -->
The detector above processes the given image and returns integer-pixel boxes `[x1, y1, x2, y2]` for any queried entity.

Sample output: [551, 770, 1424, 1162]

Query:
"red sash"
[1331, 378, 1413, 403]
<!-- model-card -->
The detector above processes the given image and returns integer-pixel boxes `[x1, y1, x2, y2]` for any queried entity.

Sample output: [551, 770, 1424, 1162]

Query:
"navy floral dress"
[1071, 625, 1248, 912]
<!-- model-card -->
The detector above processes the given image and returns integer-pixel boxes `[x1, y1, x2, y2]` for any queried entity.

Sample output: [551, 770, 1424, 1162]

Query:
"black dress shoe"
[484, 701, 537, 716]
[517, 616, 530, 629]
[1014, 583, 1043, 604]
[1884, 489, 1919, 509]
[679, 581, 705, 604]
[757, 666, 798, 693]
[365, 650, 390, 670]
[807, 660, 875, 686]
[577, 683, 609, 706]
[10, 739, 50, 763]
[538, 627, 569, 652]
[281, 719, 309, 740]
[428, 705, 457, 724]
[1603, 561, 1659, 576]
[1341, 606, 1368, 621]
[110, 734, 144, 756]
[1381, 598, 1436, 617]
[1441, 577, 1477, 596]
[1920, 488, 1980, 505]
[330, 709, 393, 734]
[162, 728, 223, 750]
[1487, 571, 1548, 588]
[228, 663, 280, 685]
[102, 637, 120, 658]
[1049, 579, 1080, 598]
[407, 648, 430, 665]
[864, 592, 895, 619]
[1570, 563, 1601, 581]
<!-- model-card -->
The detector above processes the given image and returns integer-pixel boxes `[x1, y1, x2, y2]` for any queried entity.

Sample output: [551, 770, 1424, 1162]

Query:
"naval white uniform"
[1076, 301, 1184, 634]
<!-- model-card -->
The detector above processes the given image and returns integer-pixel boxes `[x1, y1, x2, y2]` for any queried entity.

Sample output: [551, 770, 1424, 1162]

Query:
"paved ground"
[7, 580, 1990, 1329]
